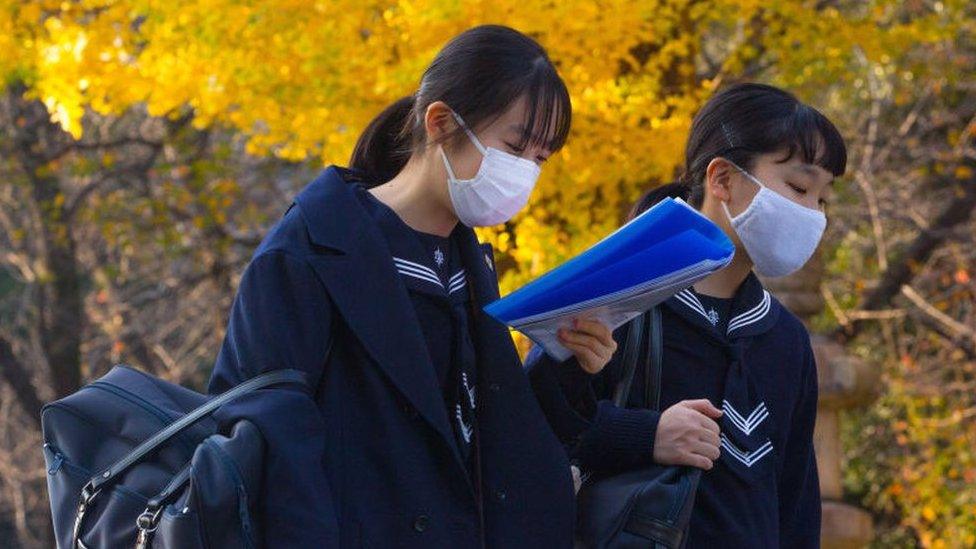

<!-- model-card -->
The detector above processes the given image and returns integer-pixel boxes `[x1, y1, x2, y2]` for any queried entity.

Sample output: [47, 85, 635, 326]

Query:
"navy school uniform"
[527, 274, 821, 548]
[355, 184, 479, 468]
[208, 166, 574, 548]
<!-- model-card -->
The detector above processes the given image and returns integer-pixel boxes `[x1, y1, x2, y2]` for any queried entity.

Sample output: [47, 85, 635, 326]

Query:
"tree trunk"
[6, 85, 83, 398]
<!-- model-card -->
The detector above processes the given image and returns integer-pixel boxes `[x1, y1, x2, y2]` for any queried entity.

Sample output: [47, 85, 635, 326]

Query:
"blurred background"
[0, 1, 974, 547]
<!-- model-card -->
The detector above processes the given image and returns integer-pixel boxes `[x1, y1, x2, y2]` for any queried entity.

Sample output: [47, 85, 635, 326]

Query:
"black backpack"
[576, 307, 701, 548]
[41, 365, 306, 548]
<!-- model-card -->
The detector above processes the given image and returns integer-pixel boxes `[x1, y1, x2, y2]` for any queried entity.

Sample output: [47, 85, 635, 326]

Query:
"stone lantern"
[762, 252, 876, 548]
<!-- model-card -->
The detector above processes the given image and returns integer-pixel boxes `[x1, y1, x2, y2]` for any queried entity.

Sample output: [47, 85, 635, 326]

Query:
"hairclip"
[721, 122, 740, 148]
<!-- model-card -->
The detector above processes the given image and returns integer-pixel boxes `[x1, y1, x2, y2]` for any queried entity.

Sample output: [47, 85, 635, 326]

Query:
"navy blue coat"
[208, 167, 574, 548]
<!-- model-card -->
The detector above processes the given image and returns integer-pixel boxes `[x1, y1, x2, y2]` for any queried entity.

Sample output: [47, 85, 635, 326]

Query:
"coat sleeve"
[526, 338, 661, 473]
[208, 250, 339, 547]
[209, 250, 334, 392]
[777, 337, 822, 548]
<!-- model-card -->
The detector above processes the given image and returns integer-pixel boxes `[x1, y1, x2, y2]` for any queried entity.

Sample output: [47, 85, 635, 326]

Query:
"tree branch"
[900, 284, 976, 342]
[0, 337, 44, 428]
[836, 171, 976, 341]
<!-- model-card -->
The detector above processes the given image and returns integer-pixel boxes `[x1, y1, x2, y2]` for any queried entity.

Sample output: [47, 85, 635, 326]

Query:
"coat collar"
[295, 167, 467, 469]
[293, 166, 520, 479]
[294, 166, 367, 255]
[666, 272, 780, 341]
[362, 189, 471, 303]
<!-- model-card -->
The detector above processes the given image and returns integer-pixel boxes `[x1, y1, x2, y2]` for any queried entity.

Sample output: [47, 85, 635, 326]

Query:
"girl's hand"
[557, 319, 618, 374]
[653, 399, 723, 470]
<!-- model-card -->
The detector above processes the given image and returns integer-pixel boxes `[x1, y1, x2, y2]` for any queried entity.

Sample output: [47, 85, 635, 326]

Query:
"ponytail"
[628, 182, 692, 221]
[349, 96, 416, 187]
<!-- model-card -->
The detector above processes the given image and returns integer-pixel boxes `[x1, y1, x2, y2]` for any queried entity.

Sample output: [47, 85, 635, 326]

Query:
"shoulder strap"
[644, 306, 663, 411]
[73, 368, 308, 548]
[86, 368, 307, 495]
[612, 313, 646, 407]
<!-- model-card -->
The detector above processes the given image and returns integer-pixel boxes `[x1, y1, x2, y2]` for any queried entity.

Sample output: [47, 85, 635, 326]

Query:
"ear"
[704, 157, 735, 204]
[424, 101, 456, 144]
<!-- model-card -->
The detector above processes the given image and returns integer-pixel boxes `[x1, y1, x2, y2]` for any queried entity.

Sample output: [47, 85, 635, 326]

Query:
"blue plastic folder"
[484, 197, 735, 361]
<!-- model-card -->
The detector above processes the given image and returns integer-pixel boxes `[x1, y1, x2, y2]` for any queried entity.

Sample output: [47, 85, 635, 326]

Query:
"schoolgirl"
[528, 82, 848, 548]
[208, 25, 615, 548]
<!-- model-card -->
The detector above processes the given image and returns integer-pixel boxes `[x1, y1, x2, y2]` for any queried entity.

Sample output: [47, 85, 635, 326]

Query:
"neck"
[369, 155, 459, 237]
[694, 250, 753, 299]
[693, 198, 753, 298]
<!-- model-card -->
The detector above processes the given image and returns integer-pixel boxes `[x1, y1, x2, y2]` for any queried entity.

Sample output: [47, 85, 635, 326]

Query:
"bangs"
[515, 58, 573, 152]
[778, 104, 848, 176]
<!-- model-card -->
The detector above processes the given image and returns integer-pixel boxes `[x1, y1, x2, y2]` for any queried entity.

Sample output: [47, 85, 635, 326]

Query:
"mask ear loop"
[440, 110, 488, 181]
[721, 159, 764, 222]
[450, 111, 489, 156]
[440, 146, 459, 181]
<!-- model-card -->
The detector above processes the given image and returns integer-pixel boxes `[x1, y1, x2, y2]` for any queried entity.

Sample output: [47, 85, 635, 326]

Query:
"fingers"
[558, 329, 614, 374]
[559, 320, 619, 375]
[680, 453, 715, 471]
[560, 340, 602, 373]
[683, 399, 723, 419]
[670, 439, 720, 470]
[691, 440, 721, 461]
[699, 428, 720, 447]
[661, 441, 720, 470]
[558, 328, 606, 355]
[698, 416, 721, 436]
[572, 319, 617, 350]
[656, 400, 724, 471]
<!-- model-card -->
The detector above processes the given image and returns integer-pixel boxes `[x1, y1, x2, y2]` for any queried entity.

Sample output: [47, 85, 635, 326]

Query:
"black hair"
[657, 82, 847, 209]
[628, 182, 691, 221]
[350, 25, 572, 186]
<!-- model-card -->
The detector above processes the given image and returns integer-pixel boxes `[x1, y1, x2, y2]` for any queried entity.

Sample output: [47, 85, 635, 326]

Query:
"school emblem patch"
[707, 308, 720, 326]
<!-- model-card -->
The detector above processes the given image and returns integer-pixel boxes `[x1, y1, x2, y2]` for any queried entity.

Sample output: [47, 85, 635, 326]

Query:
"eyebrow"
[792, 164, 838, 190]
[508, 124, 554, 152]
[794, 164, 820, 176]
[508, 124, 535, 139]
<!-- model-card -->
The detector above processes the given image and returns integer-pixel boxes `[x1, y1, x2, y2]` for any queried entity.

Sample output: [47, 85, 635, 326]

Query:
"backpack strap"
[134, 463, 192, 548]
[612, 312, 647, 408]
[611, 306, 663, 410]
[644, 306, 663, 411]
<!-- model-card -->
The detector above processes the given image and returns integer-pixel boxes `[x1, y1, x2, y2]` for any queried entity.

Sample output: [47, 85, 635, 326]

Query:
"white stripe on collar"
[674, 290, 711, 320]
[673, 288, 772, 335]
[394, 256, 466, 295]
[396, 268, 444, 288]
[395, 261, 439, 279]
[448, 277, 467, 295]
[449, 270, 466, 284]
[393, 257, 438, 278]
[727, 290, 771, 333]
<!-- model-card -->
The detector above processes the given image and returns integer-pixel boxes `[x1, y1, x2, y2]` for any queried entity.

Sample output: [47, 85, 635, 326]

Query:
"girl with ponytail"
[530, 83, 848, 548]
[208, 25, 614, 547]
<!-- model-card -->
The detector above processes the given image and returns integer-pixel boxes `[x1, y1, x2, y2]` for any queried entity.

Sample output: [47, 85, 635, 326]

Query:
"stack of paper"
[484, 197, 735, 361]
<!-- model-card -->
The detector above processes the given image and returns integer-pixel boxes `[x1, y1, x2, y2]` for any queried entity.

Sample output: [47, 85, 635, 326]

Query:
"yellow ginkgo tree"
[9, 0, 954, 292]
[1, 1, 974, 547]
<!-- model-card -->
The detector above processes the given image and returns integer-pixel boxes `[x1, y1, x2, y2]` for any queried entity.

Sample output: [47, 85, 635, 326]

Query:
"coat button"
[413, 515, 430, 532]
[488, 383, 500, 393]
[494, 489, 507, 502]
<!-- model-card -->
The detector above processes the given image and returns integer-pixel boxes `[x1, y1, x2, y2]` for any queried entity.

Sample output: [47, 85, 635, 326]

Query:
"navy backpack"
[41, 365, 306, 548]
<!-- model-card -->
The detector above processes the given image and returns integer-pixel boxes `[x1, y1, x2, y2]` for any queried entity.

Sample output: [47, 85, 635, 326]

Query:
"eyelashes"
[787, 182, 828, 208]
[505, 142, 548, 164]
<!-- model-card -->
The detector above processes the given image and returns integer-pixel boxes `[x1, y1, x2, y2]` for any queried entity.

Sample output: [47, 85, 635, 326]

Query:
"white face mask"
[440, 111, 542, 227]
[722, 161, 827, 278]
